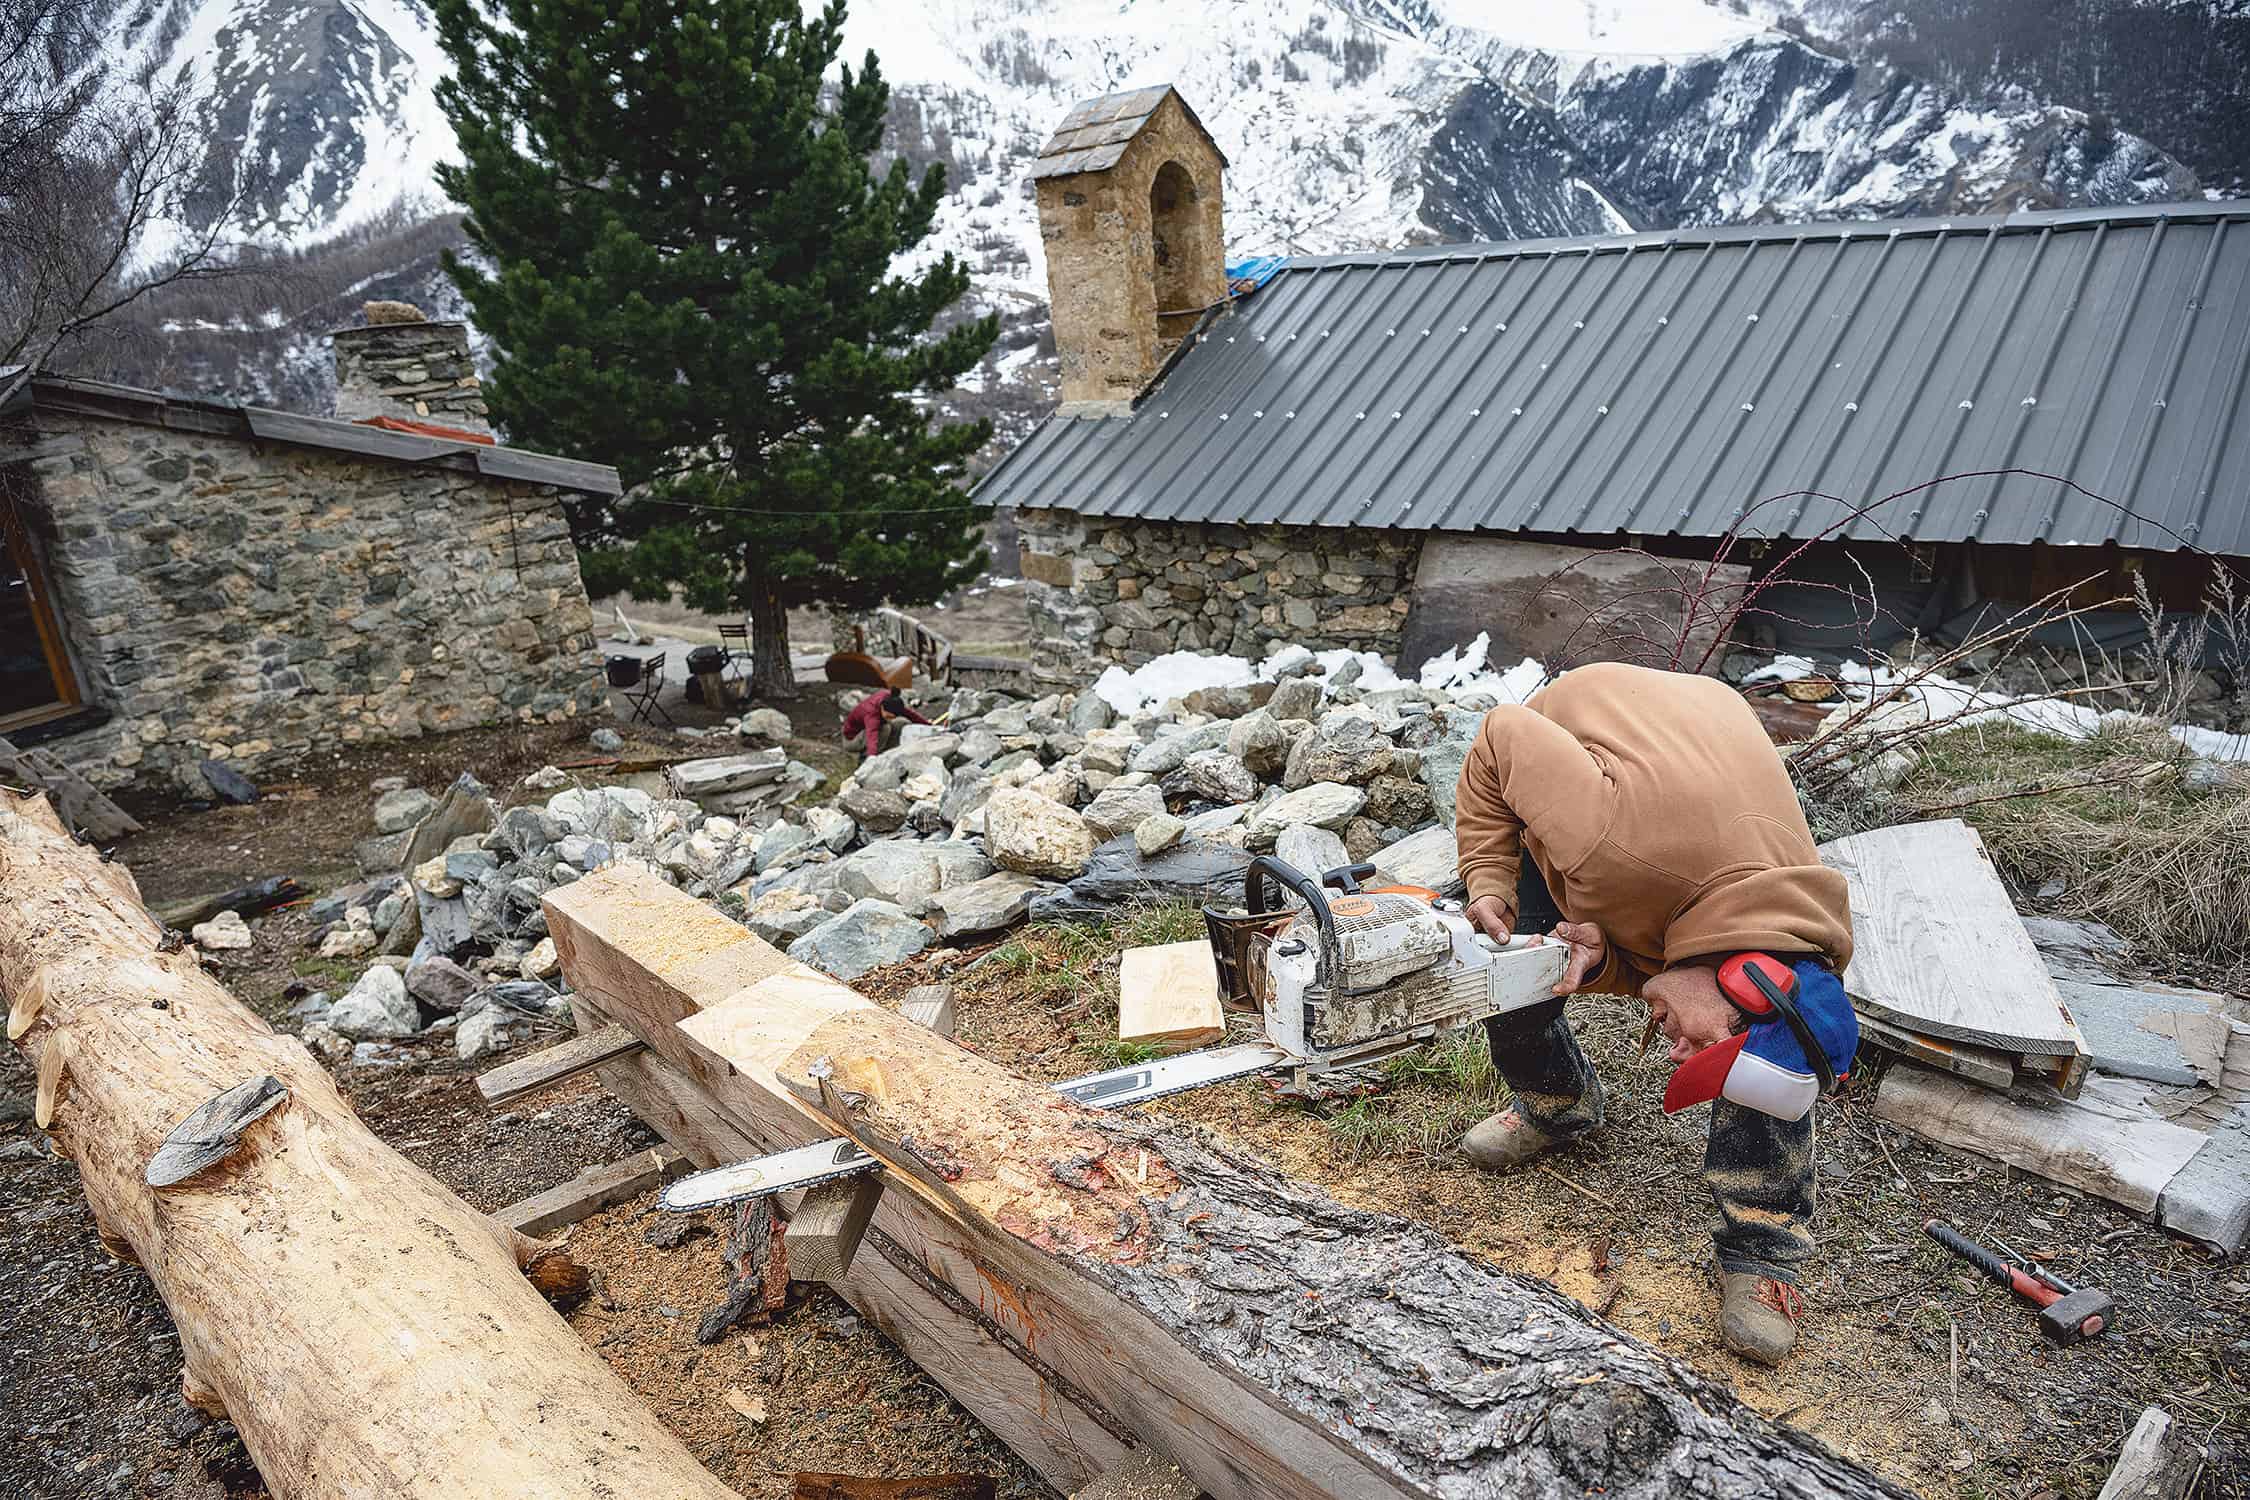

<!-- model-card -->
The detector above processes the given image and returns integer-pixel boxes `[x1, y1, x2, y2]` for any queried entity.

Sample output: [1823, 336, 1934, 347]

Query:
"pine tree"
[431, 0, 997, 696]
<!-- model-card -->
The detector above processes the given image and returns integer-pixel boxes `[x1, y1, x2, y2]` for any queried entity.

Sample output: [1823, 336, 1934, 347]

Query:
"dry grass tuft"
[1811, 719, 2250, 985]
[979, 902, 1209, 1063]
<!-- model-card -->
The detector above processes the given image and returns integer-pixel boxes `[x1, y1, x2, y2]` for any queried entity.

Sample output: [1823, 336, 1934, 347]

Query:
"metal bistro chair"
[717, 622, 753, 687]
[621, 651, 674, 727]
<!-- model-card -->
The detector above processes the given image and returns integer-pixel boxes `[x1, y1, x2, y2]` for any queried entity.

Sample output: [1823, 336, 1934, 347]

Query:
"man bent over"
[1452, 662, 1857, 1365]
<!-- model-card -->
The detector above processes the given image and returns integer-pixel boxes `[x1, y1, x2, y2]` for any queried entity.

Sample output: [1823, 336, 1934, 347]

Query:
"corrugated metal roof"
[1029, 84, 1224, 180]
[19, 375, 621, 496]
[976, 201, 2250, 556]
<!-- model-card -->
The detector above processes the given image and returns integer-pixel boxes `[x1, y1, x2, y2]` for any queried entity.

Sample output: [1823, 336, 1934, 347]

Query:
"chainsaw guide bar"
[661, 1136, 877, 1211]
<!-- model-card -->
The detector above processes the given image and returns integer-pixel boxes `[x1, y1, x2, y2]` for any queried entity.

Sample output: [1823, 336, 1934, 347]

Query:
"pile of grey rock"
[733, 645, 1496, 973]
[295, 649, 1503, 1064]
[305, 767, 807, 1063]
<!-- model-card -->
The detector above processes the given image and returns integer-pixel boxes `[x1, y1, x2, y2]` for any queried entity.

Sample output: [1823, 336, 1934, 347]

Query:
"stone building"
[0, 312, 616, 791]
[980, 86, 2250, 689]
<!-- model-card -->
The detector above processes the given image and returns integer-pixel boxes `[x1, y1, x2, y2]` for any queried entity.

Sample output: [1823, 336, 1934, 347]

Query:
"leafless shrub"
[1, 0, 275, 404]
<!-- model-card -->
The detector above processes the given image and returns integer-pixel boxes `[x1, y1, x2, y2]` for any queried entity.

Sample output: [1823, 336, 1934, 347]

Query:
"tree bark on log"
[0, 793, 736, 1500]
[547, 865, 1913, 1500]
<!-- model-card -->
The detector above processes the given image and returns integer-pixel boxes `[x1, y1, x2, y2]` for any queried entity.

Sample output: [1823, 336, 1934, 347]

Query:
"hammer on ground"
[1923, 1219, 2115, 1344]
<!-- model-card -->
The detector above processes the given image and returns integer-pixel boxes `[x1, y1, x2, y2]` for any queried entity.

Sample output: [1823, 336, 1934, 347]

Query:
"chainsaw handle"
[1320, 862, 1380, 894]
[1244, 856, 1343, 981]
[1245, 855, 1332, 925]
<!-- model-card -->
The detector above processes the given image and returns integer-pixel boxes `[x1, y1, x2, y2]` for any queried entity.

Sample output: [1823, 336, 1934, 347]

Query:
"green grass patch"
[1084, 1039, 1169, 1068]
[1324, 1030, 1508, 1163]
[291, 955, 363, 989]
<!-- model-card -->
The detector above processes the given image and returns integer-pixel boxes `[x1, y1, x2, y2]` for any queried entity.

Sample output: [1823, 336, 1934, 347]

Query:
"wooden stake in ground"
[548, 865, 1914, 1500]
[0, 792, 736, 1500]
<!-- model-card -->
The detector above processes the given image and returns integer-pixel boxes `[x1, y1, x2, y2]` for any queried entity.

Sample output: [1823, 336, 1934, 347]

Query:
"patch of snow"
[1090, 633, 1544, 714]
[1828, 661, 2250, 763]
[1092, 651, 1257, 713]
[1425, 0, 1767, 58]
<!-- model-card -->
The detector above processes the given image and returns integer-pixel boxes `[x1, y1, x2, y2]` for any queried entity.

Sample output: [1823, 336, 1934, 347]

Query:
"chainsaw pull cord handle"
[1319, 862, 1379, 895]
[1244, 855, 1343, 987]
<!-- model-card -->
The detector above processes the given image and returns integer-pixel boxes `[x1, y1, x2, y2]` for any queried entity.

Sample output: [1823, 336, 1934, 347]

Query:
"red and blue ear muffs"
[1661, 953, 1857, 1122]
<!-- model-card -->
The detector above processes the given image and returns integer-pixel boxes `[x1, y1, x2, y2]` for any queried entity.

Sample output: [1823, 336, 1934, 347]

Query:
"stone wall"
[1016, 507, 1420, 685]
[17, 411, 604, 790]
[330, 320, 491, 432]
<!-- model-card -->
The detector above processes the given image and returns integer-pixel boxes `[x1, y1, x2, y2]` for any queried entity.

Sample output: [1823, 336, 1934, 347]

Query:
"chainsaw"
[660, 856, 1568, 1211]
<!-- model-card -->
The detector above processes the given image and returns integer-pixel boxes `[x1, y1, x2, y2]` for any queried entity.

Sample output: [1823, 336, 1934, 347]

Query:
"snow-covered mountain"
[80, 0, 2222, 427]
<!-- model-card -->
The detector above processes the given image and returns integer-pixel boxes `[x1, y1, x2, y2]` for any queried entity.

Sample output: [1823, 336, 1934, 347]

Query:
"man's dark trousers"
[1481, 857, 1817, 1282]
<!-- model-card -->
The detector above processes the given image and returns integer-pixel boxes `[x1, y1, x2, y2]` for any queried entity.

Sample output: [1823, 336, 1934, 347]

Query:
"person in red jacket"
[839, 688, 931, 757]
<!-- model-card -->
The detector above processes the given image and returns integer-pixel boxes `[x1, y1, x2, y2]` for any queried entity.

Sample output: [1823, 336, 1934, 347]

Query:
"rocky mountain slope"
[76, 0, 2225, 432]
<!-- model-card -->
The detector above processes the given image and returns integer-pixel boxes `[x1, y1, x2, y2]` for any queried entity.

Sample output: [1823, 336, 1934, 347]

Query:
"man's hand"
[1551, 920, 1606, 995]
[1642, 966, 1744, 1064]
[1464, 895, 1512, 942]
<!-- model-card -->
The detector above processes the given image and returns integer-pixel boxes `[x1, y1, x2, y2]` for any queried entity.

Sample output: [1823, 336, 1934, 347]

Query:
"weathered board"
[1819, 820, 2089, 1091]
[1116, 941, 1223, 1050]
[547, 864, 1911, 1500]
[496, 1148, 689, 1237]
[1857, 1014, 2017, 1090]
[0, 735, 139, 840]
[2096, 1406, 2202, 1500]
[476, 1022, 645, 1107]
[1874, 1064, 2206, 1216]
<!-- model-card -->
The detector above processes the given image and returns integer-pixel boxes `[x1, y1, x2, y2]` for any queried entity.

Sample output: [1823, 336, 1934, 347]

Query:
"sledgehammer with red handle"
[1924, 1219, 2115, 1343]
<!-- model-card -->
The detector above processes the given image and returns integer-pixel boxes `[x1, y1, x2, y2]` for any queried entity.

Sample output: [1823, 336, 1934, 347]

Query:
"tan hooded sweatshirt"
[1453, 662, 1852, 998]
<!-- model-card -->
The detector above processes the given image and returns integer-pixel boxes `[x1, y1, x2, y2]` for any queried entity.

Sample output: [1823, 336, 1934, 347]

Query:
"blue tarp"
[1225, 255, 1288, 297]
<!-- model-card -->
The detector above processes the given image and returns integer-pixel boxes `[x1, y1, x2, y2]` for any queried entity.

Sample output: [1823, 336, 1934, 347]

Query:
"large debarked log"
[0, 794, 737, 1500]
[547, 865, 1912, 1500]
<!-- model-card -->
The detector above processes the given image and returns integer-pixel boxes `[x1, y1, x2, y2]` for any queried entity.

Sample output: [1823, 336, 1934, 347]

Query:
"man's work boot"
[1460, 1108, 1562, 1171]
[1714, 1263, 1805, 1366]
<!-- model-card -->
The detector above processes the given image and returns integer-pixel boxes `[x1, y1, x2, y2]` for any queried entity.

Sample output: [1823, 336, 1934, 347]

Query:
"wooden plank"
[495, 1147, 689, 1237]
[476, 1022, 644, 1107]
[1857, 1014, 2017, 1090]
[1116, 941, 1223, 1050]
[784, 1174, 885, 1283]
[0, 736, 139, 839]
[2096, 1407, 2202, 1500]
[546, 865, 1914, 1500]
[1874, 1064, 2206, 1216]
[1819, 820, 2088, 1090]
[900, 984, 955, 1040]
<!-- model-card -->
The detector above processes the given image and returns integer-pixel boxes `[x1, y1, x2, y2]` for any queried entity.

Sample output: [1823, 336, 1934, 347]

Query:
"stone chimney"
[329, 301, 491, 434]
[1033, 86, 1227, 414]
